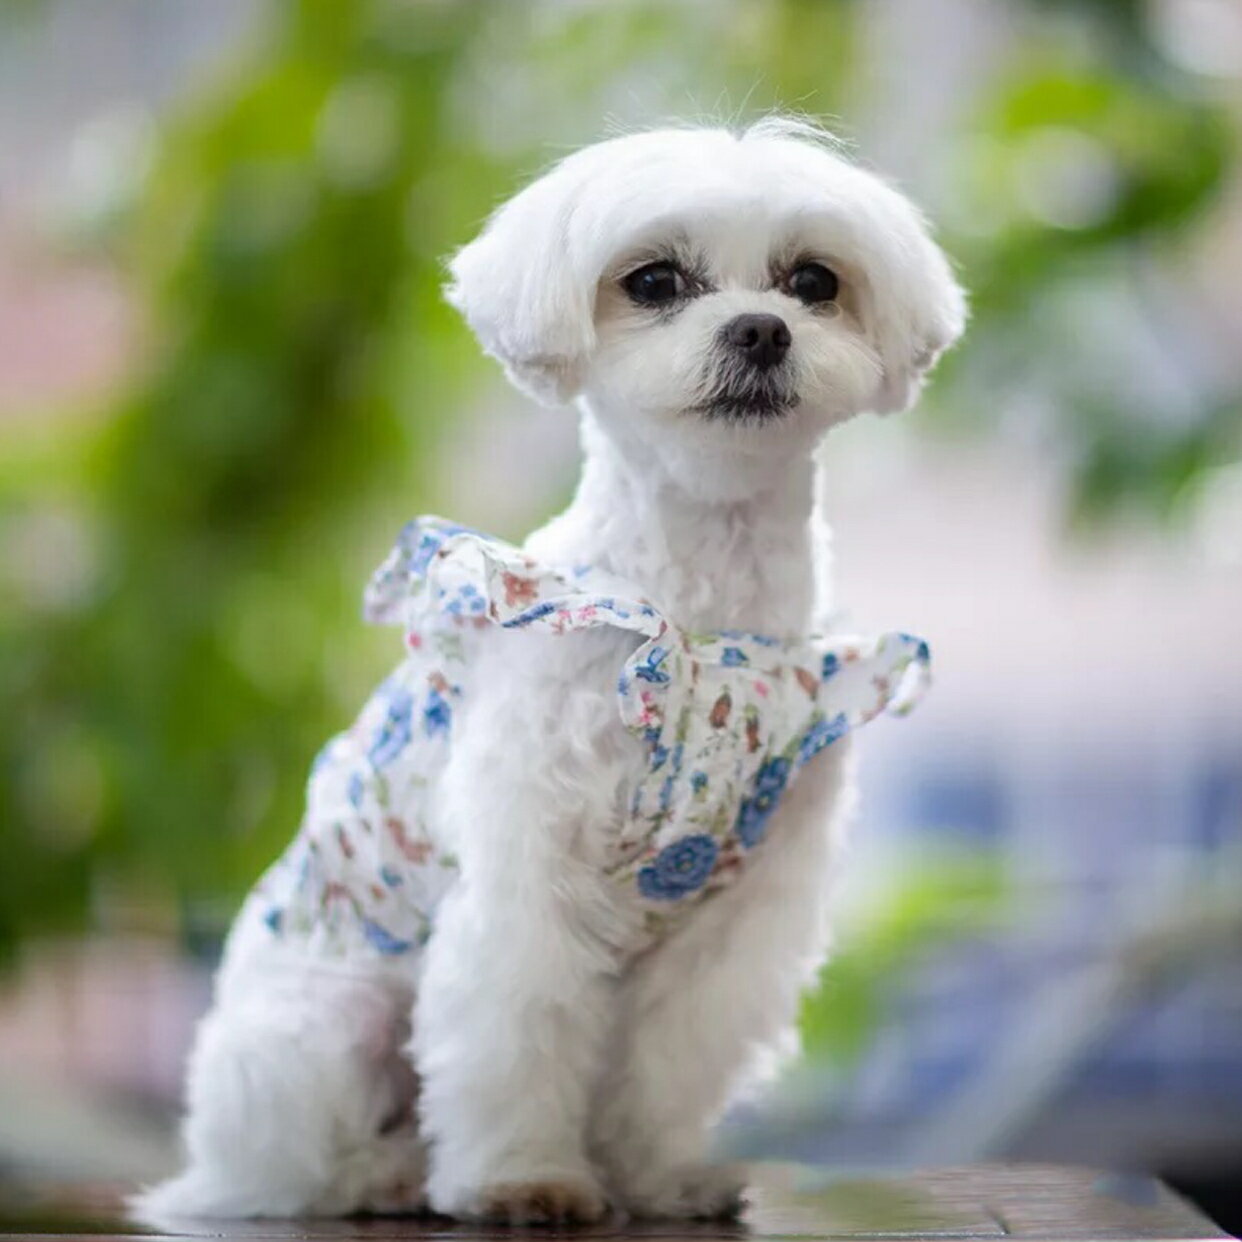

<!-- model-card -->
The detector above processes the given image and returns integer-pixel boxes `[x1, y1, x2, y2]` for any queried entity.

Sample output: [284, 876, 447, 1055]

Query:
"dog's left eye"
[787, 262, 840, 305]
[624, 262, 687, 306]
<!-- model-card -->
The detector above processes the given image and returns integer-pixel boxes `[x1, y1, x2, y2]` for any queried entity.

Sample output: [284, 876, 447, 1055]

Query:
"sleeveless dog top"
[244, 516, 931, 960]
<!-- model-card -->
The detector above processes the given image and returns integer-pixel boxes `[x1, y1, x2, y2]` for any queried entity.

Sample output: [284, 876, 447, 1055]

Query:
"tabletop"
[0, 1164, 1230, 1242]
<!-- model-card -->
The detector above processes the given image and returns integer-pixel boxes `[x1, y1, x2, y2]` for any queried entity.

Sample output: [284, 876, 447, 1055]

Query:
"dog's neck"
[527, 408, 829, 637]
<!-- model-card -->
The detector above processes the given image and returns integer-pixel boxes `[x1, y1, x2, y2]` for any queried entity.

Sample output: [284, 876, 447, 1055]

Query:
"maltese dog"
[137, 118, 964, 1225]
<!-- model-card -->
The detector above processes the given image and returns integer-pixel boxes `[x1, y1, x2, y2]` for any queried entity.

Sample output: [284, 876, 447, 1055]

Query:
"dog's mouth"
[690, 347, 800, 424]
[692, 385, 800, 425]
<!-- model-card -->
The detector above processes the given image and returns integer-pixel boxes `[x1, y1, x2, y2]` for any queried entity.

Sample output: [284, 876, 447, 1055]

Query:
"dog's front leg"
[592, 748, 855, 1218]
[413, 639, 623, 1224]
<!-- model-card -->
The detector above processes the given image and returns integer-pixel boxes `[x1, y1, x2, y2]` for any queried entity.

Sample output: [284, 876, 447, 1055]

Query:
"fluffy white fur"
[135, 119, 964, 1226]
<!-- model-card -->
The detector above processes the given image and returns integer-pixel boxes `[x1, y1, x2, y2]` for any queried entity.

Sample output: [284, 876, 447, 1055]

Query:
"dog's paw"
[357, 1175, 429, 1217]
[619, 1163, 748, 1220]
[478, 1177, 608, 1226]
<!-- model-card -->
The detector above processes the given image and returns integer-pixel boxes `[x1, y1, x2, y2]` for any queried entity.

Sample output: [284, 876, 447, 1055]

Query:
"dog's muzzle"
[696, 315, 799, 423]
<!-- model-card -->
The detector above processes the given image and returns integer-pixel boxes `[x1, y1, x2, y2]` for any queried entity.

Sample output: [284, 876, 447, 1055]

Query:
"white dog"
[137, 118, 964, 1226]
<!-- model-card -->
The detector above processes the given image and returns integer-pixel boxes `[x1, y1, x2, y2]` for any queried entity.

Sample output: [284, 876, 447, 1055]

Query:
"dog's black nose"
[724, 313, 791, 370]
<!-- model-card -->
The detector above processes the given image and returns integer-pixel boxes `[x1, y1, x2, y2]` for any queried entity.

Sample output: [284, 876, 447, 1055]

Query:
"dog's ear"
[445, 161, 596, 406]
[869, 225, 967, 416]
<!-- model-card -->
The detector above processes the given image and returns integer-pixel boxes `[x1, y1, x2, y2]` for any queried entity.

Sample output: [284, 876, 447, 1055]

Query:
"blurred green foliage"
[800, 855, 1008, 1068]
[939, 17, 1240, 527]
[0, 0, 1238, 967]
[0, 0, 506, 958]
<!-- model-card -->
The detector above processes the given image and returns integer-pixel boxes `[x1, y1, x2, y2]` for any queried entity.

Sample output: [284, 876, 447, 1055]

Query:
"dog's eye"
[787, 262, 840, 305]
[624, 262, 686, 306]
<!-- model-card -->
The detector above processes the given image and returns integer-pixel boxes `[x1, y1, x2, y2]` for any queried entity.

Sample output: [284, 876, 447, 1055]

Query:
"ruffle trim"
[363, 515, 930, 744]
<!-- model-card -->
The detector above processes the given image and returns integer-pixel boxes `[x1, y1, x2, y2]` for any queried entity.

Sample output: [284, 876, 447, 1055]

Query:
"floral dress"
[242, 516, 931, 960]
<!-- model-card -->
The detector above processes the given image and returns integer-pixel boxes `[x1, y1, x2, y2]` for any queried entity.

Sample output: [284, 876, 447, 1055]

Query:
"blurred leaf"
[1069, 398, 1242, 527]
[800, 855, 1009, 1065]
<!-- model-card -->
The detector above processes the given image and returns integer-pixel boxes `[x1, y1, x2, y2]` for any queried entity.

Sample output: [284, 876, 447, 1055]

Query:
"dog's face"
[447, 121, 965, 469]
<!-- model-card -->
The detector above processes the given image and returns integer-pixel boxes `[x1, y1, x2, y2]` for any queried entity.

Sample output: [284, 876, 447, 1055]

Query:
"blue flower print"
[822, 652, 840, 680]
[637, 834, 720, 901]
[443, 582, 486, 618]
[347, 771, 365, 809]
[633, 645, 671, 684]
[720, 646, 749, 667]
[735, 800, 770, 848]
[691, 770, 708, 794]
[503, 600, 557, 627]
[368, 690, 414, 768]
[361, 918, 415, 955]
[591, 596, 640, 622]
[718, 628, 779, 648]
[755, 755, 791, 799]
[659, 773, 675, 812]
[735, 755, 792, 848]
[401, 520, 472, 578]
[407, 529, 443, 577]
[798, 712, 850, 765]
[650, 743, 670, 772]
[423, 687, 452, 737]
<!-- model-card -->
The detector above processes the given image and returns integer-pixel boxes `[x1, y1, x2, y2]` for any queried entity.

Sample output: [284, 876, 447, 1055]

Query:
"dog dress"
[243, 516, 931, 960]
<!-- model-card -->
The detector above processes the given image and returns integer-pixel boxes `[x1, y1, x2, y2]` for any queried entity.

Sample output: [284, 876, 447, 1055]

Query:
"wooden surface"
[0, 1164, 1230, 1241]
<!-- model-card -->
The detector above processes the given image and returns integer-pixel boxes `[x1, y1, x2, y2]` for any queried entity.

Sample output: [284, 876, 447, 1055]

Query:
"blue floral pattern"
[632, 646, 672, 683]
[637, 834, 720, 900]
[422, 687, 452, 737]
[247, 515, 931, 960]
[735, 756, 792, 848]
[367, 690, 413, 769]
[797, 712, 850, 766]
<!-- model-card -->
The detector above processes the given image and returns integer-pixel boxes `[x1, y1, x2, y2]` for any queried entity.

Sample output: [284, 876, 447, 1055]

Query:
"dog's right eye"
[623, 262, 686, 306]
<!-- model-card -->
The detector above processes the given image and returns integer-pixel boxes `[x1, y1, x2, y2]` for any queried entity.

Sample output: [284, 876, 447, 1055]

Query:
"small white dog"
[138, 119, 964, 1225]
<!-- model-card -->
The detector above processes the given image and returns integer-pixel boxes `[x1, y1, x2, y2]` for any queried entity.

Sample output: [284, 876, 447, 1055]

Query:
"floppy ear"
[445, 161, 596, 405]
[870, 228, 967, 415]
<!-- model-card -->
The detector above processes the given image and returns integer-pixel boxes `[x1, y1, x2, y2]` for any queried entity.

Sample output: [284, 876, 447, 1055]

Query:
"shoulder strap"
[364, 516, 667, 640]
[800, 631, 931, 726]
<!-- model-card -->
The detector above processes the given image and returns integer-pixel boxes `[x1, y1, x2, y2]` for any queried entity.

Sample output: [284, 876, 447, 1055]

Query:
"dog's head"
[447, 120, 965, 463]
